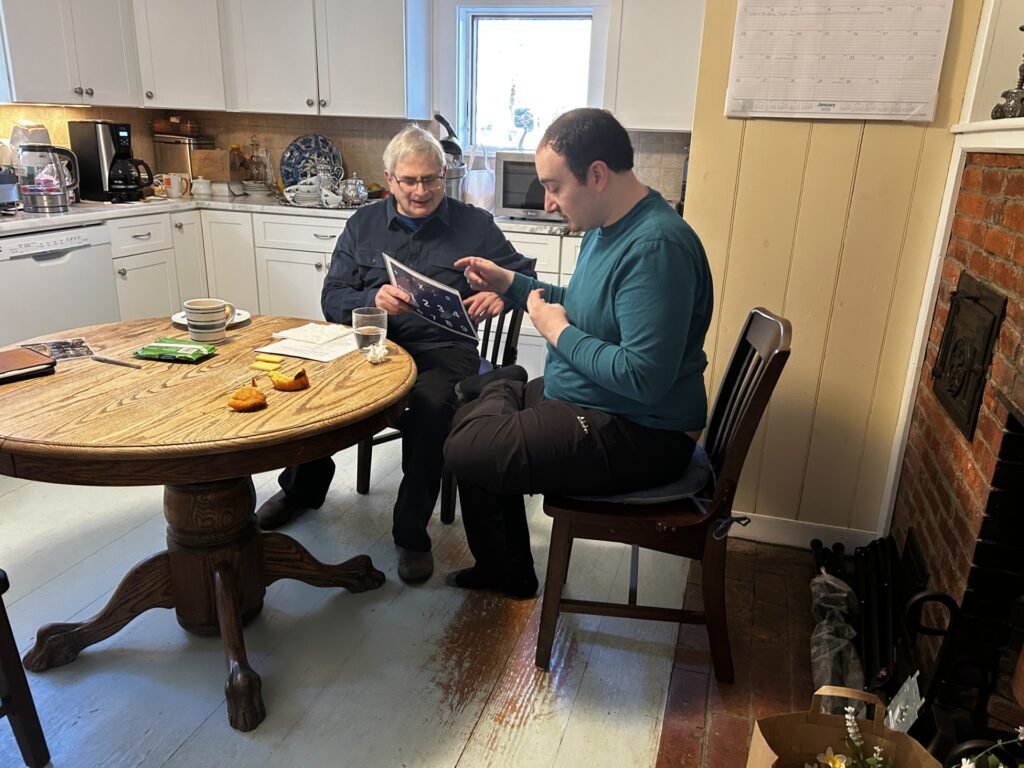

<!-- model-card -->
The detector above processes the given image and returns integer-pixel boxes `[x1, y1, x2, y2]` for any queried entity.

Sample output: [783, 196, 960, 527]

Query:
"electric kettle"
[16, 144, 79, 213]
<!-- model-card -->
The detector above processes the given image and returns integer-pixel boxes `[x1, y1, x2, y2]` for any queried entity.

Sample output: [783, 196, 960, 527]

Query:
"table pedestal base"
[22, 476, 385, 731]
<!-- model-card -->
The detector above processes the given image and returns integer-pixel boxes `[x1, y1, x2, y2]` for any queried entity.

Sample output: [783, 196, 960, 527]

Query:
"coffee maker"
[69, 120, 154, 202]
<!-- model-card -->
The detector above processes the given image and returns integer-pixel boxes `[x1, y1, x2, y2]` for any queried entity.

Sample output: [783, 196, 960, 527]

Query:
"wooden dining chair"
[535, 307, 792, 683]
[356, 307, 525, 524]
[0, 569, 50, 768]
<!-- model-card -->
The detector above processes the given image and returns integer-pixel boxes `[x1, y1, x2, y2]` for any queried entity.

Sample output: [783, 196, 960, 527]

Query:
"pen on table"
[90, 355, 143, 369]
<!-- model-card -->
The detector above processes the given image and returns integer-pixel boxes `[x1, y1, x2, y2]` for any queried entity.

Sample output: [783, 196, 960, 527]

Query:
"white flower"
[843, 707, 864, 748]
[960, 759, 976, 768]
[816, 747, 847, 768]
[1016, 724, 1024, 741]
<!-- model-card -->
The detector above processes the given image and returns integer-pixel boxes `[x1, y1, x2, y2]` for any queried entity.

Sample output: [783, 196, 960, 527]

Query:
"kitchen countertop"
[0, 196, 578, 237]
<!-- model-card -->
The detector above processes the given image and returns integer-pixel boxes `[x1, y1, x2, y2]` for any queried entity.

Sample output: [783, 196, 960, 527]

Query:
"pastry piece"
[256, 353, 284, 363]
[250, 360, 281, 371]
[268, 368, 310, 391]
[228, 377, 268, 411]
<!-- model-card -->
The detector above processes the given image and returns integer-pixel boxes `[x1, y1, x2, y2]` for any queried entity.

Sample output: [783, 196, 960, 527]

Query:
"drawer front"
[108, 214, 173, 257]
[253, 214, 346, 252]
[560, 235, 583, 277]
[505, 233, 560, 273]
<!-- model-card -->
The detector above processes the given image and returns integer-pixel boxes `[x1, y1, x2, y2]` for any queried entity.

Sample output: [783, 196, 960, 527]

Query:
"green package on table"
[133, 338, 217, 363]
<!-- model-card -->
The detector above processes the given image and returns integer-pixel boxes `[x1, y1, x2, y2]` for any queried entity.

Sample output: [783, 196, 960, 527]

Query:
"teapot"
[339, 174, 367, 206]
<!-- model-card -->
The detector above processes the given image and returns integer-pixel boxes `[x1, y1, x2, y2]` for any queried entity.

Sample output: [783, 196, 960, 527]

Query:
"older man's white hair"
[382, 124, 445, 175]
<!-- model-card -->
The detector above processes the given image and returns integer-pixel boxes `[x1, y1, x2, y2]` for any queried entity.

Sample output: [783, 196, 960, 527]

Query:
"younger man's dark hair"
[539, 108, 634, 183]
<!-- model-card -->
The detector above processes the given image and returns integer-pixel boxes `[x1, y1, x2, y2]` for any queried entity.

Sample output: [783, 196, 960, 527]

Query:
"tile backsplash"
[0, 105, 156, 170]
[0, 105, 689, 203]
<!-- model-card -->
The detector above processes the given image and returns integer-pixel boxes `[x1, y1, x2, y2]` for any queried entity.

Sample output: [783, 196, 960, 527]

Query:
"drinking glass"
[352, 307, 387, 354]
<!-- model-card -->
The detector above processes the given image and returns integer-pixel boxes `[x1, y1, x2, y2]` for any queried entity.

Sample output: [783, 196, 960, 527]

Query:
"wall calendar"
[725, 1, 954, 121]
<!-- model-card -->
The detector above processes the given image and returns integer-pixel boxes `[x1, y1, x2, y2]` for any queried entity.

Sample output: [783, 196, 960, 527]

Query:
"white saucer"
[172, 308, 251, 328]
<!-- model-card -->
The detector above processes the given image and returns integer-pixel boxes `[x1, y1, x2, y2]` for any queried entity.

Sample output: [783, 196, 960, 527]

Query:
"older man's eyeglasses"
[391, 173, 445, 191]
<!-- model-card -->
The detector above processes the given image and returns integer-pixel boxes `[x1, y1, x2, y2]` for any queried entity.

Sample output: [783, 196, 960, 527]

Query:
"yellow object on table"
[250, 361, 281, 372]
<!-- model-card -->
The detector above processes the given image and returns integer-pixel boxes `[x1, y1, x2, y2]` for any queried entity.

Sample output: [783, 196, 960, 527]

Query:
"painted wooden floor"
[0, 440, 688, 768]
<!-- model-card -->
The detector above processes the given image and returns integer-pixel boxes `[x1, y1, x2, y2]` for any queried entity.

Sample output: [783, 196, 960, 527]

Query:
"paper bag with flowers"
[746, 685, 941, 768]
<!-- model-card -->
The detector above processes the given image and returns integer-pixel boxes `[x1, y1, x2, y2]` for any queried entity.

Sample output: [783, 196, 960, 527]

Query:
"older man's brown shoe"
[256, 490, 309, 530]
[396, 545, 434, 582]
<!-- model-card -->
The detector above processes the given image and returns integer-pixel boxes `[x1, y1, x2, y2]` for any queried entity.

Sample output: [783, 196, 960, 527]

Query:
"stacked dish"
[286, 184, 321, 206]
[242, 180, 275, 198]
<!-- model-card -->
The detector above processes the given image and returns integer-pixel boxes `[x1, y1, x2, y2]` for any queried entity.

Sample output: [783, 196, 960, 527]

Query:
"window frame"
[433, 0, 610, 155]
[458, 7, 596, 150]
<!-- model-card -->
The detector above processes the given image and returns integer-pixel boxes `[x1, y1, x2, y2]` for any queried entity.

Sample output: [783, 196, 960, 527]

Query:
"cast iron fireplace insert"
[931, 271, 1006, 440]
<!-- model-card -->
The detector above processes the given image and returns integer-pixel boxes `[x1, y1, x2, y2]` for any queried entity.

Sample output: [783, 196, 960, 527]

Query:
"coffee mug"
[191, 176, 212, 196]
[183, 298, 235, 343]
[163, 173, 190, 198]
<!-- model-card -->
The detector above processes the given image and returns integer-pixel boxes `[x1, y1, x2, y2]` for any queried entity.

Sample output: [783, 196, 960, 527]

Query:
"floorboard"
[0, 442, 687, 767]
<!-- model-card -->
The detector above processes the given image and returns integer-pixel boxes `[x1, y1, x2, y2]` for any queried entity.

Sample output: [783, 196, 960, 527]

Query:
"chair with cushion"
[535, 307, 792, 683]
[0, 568, 50, 768]
[356, 307, 524, 524]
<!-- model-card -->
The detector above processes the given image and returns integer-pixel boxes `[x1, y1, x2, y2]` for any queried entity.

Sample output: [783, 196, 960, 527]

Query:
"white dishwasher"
[0, 223, 119, 346]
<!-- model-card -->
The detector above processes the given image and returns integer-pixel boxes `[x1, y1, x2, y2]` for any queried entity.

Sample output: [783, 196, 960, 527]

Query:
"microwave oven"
[493, 151, 562, 222]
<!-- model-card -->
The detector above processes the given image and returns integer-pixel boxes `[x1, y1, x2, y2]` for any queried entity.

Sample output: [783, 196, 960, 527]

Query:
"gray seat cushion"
[569, 444, 713, 506]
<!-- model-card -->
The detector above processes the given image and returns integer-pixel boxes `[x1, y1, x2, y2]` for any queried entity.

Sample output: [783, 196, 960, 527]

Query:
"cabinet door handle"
[313, 233, 335, 240]
[117, 268, 128, 277]
[306, 98, 315, 107]
[145, 90, 154, 99]
[131, 232, 153, 239]
[174, 222, 184, 231]
[315, 261, 323, 270]
[74, 86, 84, 95]
[84, 87, 94, 96]
[319, 98, 327, 108]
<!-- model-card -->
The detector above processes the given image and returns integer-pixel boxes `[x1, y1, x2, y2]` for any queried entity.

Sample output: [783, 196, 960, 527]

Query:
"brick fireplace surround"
[891, 151, 1024, 732]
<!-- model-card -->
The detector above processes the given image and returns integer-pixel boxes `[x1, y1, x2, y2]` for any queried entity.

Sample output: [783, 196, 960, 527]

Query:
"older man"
[444, 108, 713, 598]
[256, 124, 534, 583]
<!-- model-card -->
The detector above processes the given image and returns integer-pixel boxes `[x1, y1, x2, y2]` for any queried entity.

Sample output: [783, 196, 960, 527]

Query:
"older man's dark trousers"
[278, 345, 480, 552]
[444, 378, 695, 582]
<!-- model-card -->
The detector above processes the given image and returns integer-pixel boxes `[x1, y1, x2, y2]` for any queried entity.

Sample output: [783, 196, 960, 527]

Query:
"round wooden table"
[0, 316, 415, 731]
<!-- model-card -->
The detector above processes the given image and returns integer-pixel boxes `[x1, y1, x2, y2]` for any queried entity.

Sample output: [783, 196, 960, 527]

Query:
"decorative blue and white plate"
[279, 134, 344, 187]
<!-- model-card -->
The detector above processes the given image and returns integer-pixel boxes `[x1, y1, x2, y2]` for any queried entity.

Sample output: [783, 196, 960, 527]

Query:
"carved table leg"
[213, 563, 265, 732]
[23, 551, 173, 672]
[165, 477, 264, 635]
[261, 532, 386, 592]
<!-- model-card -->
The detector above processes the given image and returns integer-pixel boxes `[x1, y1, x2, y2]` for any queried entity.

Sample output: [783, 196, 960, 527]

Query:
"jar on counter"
[228, 144, 248, 183]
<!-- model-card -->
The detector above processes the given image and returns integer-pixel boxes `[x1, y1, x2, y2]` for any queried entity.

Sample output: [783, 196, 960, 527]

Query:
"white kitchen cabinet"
[560, 235, 583, 282]
[252, 213, 343, 253]
[255, 248, 329, 320]
[108, 213, 172, 257]
[603, 0, 704, 131]
[502, 230, 563, 377]
[253, 213, 342, 320]
[108, 213, 179, 320]
[315, 0, 429, 119]
[171, 210, 208, 301]
[200, 210, 258, 312]
[504, 231, 561, 341]
[133, 0, 225, 110]
[113, 248, 180, 320]
[220, 0, 429, 118]
[219, 0, 317, 115]
[504, 233, 561, 277]
[516, 334, 548, 381]
[0, 0, 140, 106]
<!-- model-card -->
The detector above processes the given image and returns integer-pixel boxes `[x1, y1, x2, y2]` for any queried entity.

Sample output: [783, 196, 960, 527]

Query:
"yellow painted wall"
[685, 1, 983, 532]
